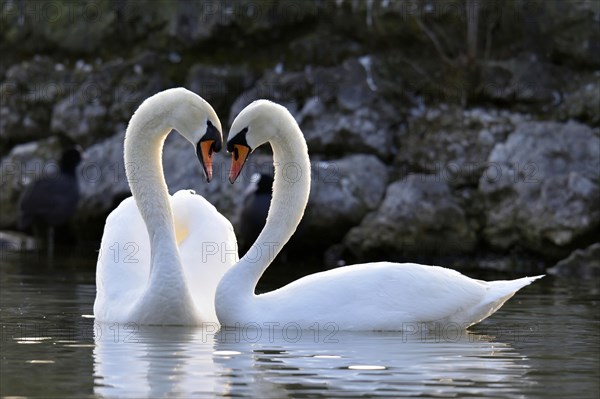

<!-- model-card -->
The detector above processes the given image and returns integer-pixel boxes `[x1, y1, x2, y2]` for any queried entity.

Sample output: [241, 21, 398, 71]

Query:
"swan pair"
[94, 88, 543, 329]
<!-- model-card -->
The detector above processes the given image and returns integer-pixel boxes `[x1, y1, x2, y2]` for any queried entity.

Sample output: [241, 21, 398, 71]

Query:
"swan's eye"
[227, 127, 250, 153]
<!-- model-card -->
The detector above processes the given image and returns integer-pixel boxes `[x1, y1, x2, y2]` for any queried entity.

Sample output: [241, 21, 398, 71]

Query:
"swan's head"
[126, 88, 224, 181]
[226, 100, 285, 183]
[166, 89, 223, 182]
[145, 87, 223, 181]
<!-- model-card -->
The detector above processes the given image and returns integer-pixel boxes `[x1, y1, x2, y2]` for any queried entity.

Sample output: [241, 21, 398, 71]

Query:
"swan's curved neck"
[222, 112, 311, 299]
[124, 95, 184, 287]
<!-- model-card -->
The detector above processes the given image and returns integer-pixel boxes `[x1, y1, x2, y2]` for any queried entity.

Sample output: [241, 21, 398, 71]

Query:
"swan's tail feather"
[488, 275, 545, 300]
[466, 275, 544, 327]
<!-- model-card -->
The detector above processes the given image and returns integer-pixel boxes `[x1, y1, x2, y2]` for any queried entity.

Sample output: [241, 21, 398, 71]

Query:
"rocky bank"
[1, 0, 598, 276]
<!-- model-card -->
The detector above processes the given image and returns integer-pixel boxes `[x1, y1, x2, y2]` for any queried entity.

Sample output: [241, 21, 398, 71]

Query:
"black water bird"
[238, 173, 274, 255]
[18, 147, 82, 253]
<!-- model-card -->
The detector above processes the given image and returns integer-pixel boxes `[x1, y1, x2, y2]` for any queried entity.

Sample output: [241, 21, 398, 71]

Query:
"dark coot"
[238, 173, 274, 255]
[18, 147, 82, 246]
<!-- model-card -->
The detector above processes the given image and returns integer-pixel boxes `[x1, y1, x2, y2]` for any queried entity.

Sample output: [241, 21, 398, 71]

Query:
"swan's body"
[94, 191, 236, 324]
[94, 88, 237, 325]
[216, 100, 543, 331]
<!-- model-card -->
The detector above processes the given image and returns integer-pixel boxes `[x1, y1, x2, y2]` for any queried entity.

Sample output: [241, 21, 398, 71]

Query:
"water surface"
[1, 251, 598, 398]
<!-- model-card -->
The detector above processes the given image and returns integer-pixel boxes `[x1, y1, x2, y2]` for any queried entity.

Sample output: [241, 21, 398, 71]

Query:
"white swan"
[94, 88, 238, 325]
[216, 100, 544, 331]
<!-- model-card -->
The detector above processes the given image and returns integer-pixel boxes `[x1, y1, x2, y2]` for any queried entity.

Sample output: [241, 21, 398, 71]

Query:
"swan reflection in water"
[93, 323, 533, 398]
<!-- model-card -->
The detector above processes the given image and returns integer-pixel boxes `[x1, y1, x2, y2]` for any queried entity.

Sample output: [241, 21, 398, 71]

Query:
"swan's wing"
[261, 262, 489, 329]
[363, 264, 542, 326]
[171, 190, 238, 321]
[94, 196, 152, 322]
[365, 263, 489, 325]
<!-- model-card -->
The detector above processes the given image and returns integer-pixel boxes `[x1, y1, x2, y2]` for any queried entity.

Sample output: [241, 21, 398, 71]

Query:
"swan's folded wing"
[358, 263, 540, 327]
[94, 197, 151, 319]
[171, 190, 238, 322]
[377, 263, 488, 324]
[260, 262, 490, 329]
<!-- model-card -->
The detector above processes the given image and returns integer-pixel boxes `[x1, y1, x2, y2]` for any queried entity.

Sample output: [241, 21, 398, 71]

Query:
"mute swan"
[216, 100, 543, 331]
[94, 88, 237, 325]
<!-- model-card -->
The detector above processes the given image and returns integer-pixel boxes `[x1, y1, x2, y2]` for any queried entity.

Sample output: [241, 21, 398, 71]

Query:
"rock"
[0, 56, 72, 148]
[300, 101, 397, 161]
[229, 58, 404, 160]
[50, 53, 167, 147]
[76, 130, 245, 231]
[0, 230, 38, 252]
[228, 70, 306, 123]
[479, 53, 563, 107]
[51, 99, 108, 147]
[396, 105, 524, 187]
[480, 121, 600, 256]
[0, 138, 63, 228]
[345, 174, 477, 260]
[548, 243, 600, 278]
[229, 153, 389, 251]
[302, 57, 402, 161]
[557, 73, 600, 126]
[185, 63, 255, 120]
[106, 54, 168, 131]
[76, 132, 129, 218]
[304, 154, 389, 244]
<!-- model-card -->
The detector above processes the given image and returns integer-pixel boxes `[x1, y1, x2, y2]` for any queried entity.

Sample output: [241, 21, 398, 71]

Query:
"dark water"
[1, 250, 598, 398]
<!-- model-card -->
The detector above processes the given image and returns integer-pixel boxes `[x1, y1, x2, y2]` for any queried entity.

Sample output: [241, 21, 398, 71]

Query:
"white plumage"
[94, 88, 237, 325]
[216, 100, 543, 331]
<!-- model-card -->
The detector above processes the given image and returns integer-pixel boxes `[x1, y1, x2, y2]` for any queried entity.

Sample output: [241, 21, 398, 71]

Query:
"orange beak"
[229, 144, 251, 184]
[197, 140, 216, 182]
